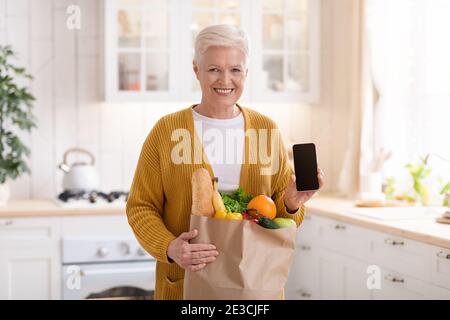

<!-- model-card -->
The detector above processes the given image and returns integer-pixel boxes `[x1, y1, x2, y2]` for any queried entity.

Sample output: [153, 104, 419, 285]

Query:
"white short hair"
[194, 24, 249, 66]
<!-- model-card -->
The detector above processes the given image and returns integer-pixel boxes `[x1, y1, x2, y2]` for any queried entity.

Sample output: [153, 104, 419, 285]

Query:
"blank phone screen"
[293, 143, 319, 191]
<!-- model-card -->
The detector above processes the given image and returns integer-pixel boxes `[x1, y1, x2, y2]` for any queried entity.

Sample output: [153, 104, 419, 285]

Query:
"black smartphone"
[292, 143, 319, 192]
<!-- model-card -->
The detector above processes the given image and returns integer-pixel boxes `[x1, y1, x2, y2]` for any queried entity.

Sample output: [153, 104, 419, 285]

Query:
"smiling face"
[193, 46, 248, 111]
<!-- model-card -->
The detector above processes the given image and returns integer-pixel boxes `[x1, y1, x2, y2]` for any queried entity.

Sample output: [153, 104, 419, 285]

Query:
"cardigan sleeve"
[271, 130, 305, 227]
[126, 122, 176, 263]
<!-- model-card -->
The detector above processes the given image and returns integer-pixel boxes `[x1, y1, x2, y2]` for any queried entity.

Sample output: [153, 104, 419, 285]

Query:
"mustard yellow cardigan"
[126, 105, 305, 300]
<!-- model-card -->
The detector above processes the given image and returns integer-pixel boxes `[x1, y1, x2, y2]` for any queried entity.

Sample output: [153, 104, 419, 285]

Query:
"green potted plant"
[405, 155, 432, 205]
[0, 45, 37, 205]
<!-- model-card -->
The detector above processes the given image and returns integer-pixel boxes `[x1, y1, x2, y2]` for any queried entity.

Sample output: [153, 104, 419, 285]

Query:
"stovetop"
[55, 190, 128, 208]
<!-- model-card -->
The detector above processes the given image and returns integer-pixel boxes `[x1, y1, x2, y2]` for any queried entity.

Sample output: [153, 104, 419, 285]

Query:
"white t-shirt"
[192, 108, 245, 193]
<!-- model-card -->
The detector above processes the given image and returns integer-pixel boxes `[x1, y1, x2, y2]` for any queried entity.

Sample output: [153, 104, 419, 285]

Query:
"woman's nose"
[218, 70, 232, 84]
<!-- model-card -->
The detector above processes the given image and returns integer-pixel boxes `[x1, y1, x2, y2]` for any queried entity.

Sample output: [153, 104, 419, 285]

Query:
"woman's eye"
[209, 68, 220, 72]
[232, 68, 241, 73]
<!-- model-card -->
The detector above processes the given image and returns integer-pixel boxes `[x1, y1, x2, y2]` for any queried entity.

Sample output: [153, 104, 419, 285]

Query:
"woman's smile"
[213, 88, 235, 96]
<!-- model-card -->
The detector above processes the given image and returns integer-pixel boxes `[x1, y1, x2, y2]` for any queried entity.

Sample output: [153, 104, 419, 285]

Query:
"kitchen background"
[1, 0, 449, 300]
[0, 0, 361, 200]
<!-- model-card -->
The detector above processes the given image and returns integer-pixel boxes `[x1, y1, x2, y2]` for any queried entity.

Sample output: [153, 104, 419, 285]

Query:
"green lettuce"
[220, 187, 253, 213]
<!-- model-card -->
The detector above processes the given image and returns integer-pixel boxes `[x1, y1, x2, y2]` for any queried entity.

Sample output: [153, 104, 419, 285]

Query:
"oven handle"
[80, 267, 154, 277]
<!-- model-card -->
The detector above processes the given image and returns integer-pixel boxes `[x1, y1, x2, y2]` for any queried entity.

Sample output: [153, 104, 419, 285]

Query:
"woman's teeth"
[214, 88, 234, 94]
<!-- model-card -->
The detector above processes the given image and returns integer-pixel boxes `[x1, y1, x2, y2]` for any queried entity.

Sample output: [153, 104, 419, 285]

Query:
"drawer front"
[373, 267, 432, 300]
[61, 215, 131, 237]
[297, 214, 319, 241]
[0, 217, 60, 242]
[288, 250, 319, 300]
[431, 247, 450, 290]
[371, 232, 431, 281]
[319, 218, 372, 261]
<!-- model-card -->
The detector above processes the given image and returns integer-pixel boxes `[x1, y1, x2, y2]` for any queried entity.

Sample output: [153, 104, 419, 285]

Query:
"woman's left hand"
[283, 167, 324, 212]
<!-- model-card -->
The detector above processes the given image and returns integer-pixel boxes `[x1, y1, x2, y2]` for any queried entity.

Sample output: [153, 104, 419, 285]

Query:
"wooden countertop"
[0, 200, 125, 217]
[1, 197, 449, 249]
[306, 195, 450, 249]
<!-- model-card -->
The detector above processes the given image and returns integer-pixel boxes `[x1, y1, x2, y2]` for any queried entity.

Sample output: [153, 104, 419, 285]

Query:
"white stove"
[54, 199, 126, 209]
[62, 236, 155, 299]
[57, 189, 155, 299]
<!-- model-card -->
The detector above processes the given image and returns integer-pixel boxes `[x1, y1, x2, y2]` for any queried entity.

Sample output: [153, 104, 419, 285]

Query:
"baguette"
[191, 168, 215, 217]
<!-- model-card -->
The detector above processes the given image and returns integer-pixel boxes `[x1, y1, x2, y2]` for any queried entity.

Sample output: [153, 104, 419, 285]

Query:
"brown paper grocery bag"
[183, 214, 297, 300]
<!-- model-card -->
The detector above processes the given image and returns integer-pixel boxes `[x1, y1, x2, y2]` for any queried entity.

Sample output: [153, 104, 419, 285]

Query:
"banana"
[212, 177, 226, 212]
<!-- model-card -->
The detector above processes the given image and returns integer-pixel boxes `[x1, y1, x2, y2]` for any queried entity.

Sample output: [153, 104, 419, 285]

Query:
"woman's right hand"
[167, 229, 219, 272]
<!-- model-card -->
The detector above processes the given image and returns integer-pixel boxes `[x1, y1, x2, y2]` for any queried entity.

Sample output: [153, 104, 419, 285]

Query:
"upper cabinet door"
[106, 0, 174, 101]
[250, 0, 320, 103]
[189, 0, 243, 95]
[105, 0, 320, 103]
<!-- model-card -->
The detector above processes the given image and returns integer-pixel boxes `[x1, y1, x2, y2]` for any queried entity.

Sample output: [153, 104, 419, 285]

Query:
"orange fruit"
[247, 195, 276, 220]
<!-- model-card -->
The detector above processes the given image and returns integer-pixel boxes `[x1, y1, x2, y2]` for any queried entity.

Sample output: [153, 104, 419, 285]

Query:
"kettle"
[58, 148, 100, 192]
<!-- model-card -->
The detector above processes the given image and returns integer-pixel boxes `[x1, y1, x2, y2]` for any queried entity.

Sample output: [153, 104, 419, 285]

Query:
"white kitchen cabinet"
[289, 210, 450, 300]
[431, 247, 450, 290]
[285, 214, 319, 299]
[317, 248, 372, 300]
[371, 232, 431, 282]
[286, 242, 319, 299]
[320, 217, 373, 261]
[0, 217, 61, 300]
[287, 214, 372, 300]
[105, 0, 320, 103]
[373, 267, 432, 300]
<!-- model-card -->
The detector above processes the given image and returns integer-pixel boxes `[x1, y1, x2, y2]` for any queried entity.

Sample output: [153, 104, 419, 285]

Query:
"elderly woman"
[126, 24, 324, 300]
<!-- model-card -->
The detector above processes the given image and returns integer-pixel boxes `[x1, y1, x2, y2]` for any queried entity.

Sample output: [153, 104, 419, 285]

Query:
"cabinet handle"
[384, 274, 405, 283]
[298, 290, 311, 298]
[437, 251, 450, 260]
[334, 224, 346, 230]
[300, 245, 311, 251]
[384, 238, 404, 246]
[0, 220, 13, 226]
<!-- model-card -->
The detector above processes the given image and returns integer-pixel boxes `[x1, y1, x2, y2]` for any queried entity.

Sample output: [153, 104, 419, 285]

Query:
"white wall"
[0, 0, 360, 199]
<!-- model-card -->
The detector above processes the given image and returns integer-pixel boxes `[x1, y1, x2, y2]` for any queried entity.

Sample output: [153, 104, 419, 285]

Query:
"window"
[364, 0, 450, 204]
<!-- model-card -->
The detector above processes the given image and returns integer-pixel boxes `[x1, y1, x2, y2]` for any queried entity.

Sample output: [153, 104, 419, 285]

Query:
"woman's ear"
[193, 61, 200, 80]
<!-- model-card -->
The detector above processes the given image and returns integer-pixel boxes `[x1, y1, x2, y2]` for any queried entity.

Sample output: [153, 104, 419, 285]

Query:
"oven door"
[63, 260, 155, 300]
